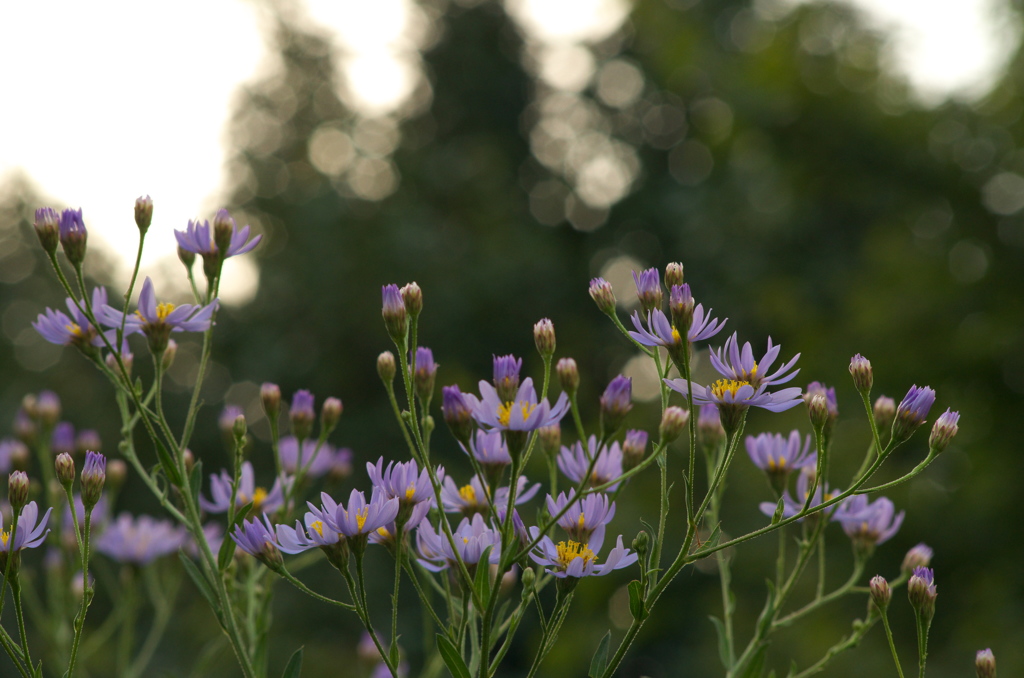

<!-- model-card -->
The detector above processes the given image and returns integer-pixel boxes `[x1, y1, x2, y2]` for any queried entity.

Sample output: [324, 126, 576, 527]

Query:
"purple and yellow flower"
[440, 475, 539, 515]
[546, 491, 616, 546]
[832, 495, 904, 552]
[328, 489, 400, 539]
[474, 377, 569, 434]
[369, 502, 431, 548]
[493, 354, 523, 402]
[95, 513, 188, 564]
[367, 458, 435, 508]
[465, 429, 512, 470]
[892, 385, 936, 443]
[174, 211, 261, 258]
[105, 278, 218, 353]
[415, 514, 501, 572]
[557, 437, 624, 491]
[200, 462, 287, 514]
[746, 431, 816, 492]
[231, 514, 283, 569]
[632, 267, 663, 313]
[276, 511, 344, 554]
[709, 333, 801, 388]
[33, 287, 114, 350]
[529, 532, 637, 579]
[442, 385, 479, 445]
[0, 501, 52, 556]
[629, 289, 726, 349]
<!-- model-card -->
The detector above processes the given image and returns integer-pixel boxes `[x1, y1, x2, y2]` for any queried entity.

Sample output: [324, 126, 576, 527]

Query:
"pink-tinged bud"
[106, 459, 127, 490]
[261, 383, 281, 421]
[377, 351, 397, 383]
[81, 451, 106, 510]
[55, 453, 76, 488]
[632, 267, 663, 315]
[975, 649, 996, 678]
[697, 403, 724, 450]
[869, 575, 891, 611]
[907, 567, 937, 622]
[413, 347, 438, 403]
[537, 424, 561, 458]
[8, 471, 29, 510]
[382, 284, 408, 344]
[892, 385, 936, 444]
[34, 207, 60, 254]
[668, 284, 695, 334]
[589, 277, 616, 315]
[177, 245, 196, 269]
[849, 354, 873, 394]
[400, 282, 423, 318]
[600, 376, 633, 435]
[664, 262, 684, 289]
[928, 408, 960, 453]
[533, 318, 556, 357]
[807, 394, 829, 432]
[556, 357, 579, 395]
[233, 414, 247, 441]
[622, 429, 648, 471]
[660, 406, 690, 443]
[36, 390, 61, 427]
[107, 349, 133, 378]
[213, 208, 236, 256]
[873, 396, 896, 430]
[321, 397, 343, 434]
[290, 390, 316, 440]
[135, 195, 153, 233]
[161, 339, 178, 370]
[441, 385, 476, 446]
[183, 449, 195, 473]
[59, 208, 88, 266]
[901, 542, 933, 574]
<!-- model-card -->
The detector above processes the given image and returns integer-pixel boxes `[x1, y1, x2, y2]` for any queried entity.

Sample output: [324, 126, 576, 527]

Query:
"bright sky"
[0, 0, 1017, 302]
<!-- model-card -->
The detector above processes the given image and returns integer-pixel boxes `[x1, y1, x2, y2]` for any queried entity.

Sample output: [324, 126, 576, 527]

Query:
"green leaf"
[389, 641, 401, 669]
[178, 552, 223, 625]
[588, 631, 611, 678]
[189, 459, 203, 509]
[473, 545, 494, 611]
[436, 634, 471, 678]
[281, 647, 303, 678]
[627, 580, 647, 621]
[738, 645, 768, 678]
[708, 616, 731, 669]
[218, 501, 254, 571]
[154, 439, 182, 486]
[771, 497, 786, 525]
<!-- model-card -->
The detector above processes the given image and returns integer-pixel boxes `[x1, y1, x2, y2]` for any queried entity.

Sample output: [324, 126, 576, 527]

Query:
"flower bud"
[177, 245, 196, 269]
[493, 354, 522, 403]
[520, 566, 536, 595]
[928, 408, 960, 453]
[59, 208, 88, 265]
[34, 207, 60, 254]
[134, 195, 153, 233]
[321, 397, 343, 435]
[660, 406, 690, 444]
[588, 277, 616, 316]
[849, 354, 873, 395]
[182, 448, 195, 473]
[907, 566, 937, 622]
[975, 649, 996, 678]
[633, 268, 663, 315]
[8, 471, 29, 510]
[219, 405, 244, 439]
[107, 346, 133, 378]
[533, 318, 556, 358]
[55, 453, 76, 489]
[377, 351, 396, 384]
[901, 542, 933, 574]
[400, 282, 423, 318]
[537, 424, 561, 458]
[622, 429, 648, 471]
[75, 430, 102, 455]
[382, 284, 408, 344]
[261, 383, 281, 422]
[290, 390, 316, 440]
[233, 414, 247, 441]
[697, 404, 724, 450]
[868, 575, 891, 612]
[664, 262, 684, 289]
[873, 396, 896, 430]
[81, 451, 106, 510]
[441, 385, 476, 446]
[556, 357, 579, 395]
[600, 376, 633, 435]
[892, 385, 936, 444]
[37, 391, 61, 428]
[807, 394, 829, 433]
[106, 459, 127, 491]
[804, 382, 838, 438]
[212, 208, 235, 256]
[631, 530, 649, 557]
[668, 284, 695, 334]
[161, 339, 178, 370]
[413, 347, 437, 403]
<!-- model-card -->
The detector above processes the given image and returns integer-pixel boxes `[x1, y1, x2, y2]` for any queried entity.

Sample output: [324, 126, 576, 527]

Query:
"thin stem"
[11, 581, 32, 674]
[881, 612, 906, 678]
[280, 570, 355, 610]
[65, 510, 94, 678]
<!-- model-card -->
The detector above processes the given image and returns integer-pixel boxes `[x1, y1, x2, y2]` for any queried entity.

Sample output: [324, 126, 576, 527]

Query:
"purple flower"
[632, 267, 663, 313]
[200, 461, 287, 514]
[415, 514, 501, 572]
[557, 436, 624, 491]
[759, 469, 839, 521]
[58, 208, 88, 263]
[51, 422, 76, 456]
[546, 491, 616, 547]
[928, 408, 960, 452]
[279, 437, 336, 477]
[493, 354, 523, 402]
[600, 376, 633, 433]
[746, 431, 816, 487]
[442, 385, 480, 444]
[709, 333, 801, 388]
[832, 495, 904, 551]
[892, 385, 936, 442]
[805, 382, 838, 419]
[276, 510, 344, 554]
[908, 566, 937, 617]
[381, 284, 407, 341]
[665, 378, 803, 432]
[33, 287, 114, 349]
[94, 513, 188, 564]
[369, 502, 432, 547]
[367, 458, 435, 507]
[81, 451, 106, 509]
[466, 430, 512, 469]
[474, 377, 569, 433]
[230, 514, 283, 569]
[440, 475, 540, 515]
[328, 489, 400, 538]
[529, 532, 637, 579]
[174, 211, 261, 258]
[105, 278, 218, 352]
[629, 293, 725, 350]
[0, 501, 52, 554]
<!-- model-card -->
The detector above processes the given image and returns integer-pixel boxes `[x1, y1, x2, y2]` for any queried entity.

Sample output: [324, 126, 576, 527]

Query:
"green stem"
[11, 580, 32, 674]
[881, 612, 906, 678]
[65, 510, 94, 678]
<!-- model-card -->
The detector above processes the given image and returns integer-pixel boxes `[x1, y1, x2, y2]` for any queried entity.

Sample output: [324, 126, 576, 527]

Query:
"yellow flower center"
[355, 506, 369, 532]
[459, 484, 477, 504]
[251, 487, 268, 509]
[310, 520, 324, 537]
[405, 483, 417, 501]
[496, 400, 536, 427]
[710, 379, 749, 399]
[65, 322, 85, 337]
[377, 526, 391, 539]
[577, 512, 586, 530]
[767, 456, 786, 471]
[156, 302, 176, 321]
[0, 531, 9, 547]
[671, 326, 682, 344]
[556, 540, 597, 569]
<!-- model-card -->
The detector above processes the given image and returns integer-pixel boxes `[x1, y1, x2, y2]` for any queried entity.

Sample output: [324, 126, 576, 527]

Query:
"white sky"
[0, 0, 1018, 301]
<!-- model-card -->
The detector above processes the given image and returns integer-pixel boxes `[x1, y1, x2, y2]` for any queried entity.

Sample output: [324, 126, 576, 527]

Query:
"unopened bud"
[901, 543, 933, 574]
[533, 318, 556, 357]
[588, 277, 616, 316]
[8, 471, 29, 510]
[81, 451, 106, 510]
[873, 396, 896, 430]
[975, 649, 996, 678]
[631, 530, 649, 557]
[55, 453, 76, 489]
[34, 207, 60, 254]
[5, 441, 30, 472]
[107, 348, 133, 378]
[664, 262, 684, 289]
[556, 357, 579, 395]
[600, 376, 633, 435]
[892, 385, 936, 444]
[697, 403, 725, 450]
[261, 383, 281, 421]
[382, 284, 408, 344]
[622, 429, 648, 471]
[807, 394, 829, 432]
[212, 208, 236, 256]
[413, 347, 437, 403]
[161, 339, 178, 370]
[928, 409, 960, 453]
[59, 208, 88, 265]
[849, 354, 873, 395]
[377, 351, 396, 384]
[321, 397, 343, 434]
[537, 425, 561, 459]
[290, 390, 316, 440]
[134, 195, 153, 233]
[178, 245, 196, 269]
[233, 414, 247, 441]
[37, 390, 61, 427]
[868, 575, 891, 611]
[907, 567, 937, 621]
[183, 449, 195, 473]
[633, 268, 663, 315]
[400, 282, 423, 318]
[106, 459, 127, 490]
[660, 406, 690, 443]
[520, 566, 536, 595]
[668, 284, 695, 334]
[441, 385, 476, 446]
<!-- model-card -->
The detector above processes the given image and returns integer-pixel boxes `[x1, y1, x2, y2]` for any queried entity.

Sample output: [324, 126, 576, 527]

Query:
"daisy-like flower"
[632, 267, 663, 314]
[709, 333, 801, 389]
[628, 288, 726, 351]
[276, 511, 344, 554]
[473, 377, 569, 440]
[0, 501, 53, 570]
[557, 437, 624, 491]
[529, 532, 637, 579]
[442, 385, 479, 445]
[33, 287, 114, 351]
[465, 429, 511, 470]
[231, 514, 283, 570]
[366, 458, 435, 509]
[746, 431, 816, 493]
[328, 489, 400, 541]
[369, 502, 431, 548]
[200, 462, 288, 515]
[94, 513, 188, 564]
[832, 495, 904, 554]
[105, 277, 218, 353]
[174, 210, 261, 259]
[546, 491, 616, 546]
[892, 385, 936, 443]
[415, 514, 501, 572]
[440, 475, 540, 515]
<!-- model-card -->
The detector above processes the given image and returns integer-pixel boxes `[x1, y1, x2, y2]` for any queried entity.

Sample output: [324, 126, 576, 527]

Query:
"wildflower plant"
[0, 195, 991, 678]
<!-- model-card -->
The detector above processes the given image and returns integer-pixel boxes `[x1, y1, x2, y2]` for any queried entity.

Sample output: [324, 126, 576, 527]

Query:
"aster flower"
[105, 277, 218, 353]
[709, 333, 801, 388]
[493, 354, 523, 402]
[628, 295, 726, 351]
[33, 287, 114, 350]
[58, 208, 88, 264]
[440, 475, 540, 515]
[465, 430, 512, 470]
[746, 431, 816, 493]
[665, 377, 803, 433]
[369, 502, 432, 548]
[0, 501, 53, 556]
[328, 489, 400, 539]
[276, 511, 344, 554]
[366, 458, 435, 508]
[230, 514, 283, 569]
[546, 491, 616, 547]
[832, 495, 904, 553]
[557, 437, 624, 491]
[200, 462, 288, 514]
[892, 385, 936, 443]
[759, 468, 839, 521]
[279, 436, 336, 477]
[474, 377, 569, 435]
[442, 385, 479, 445]
[632, 267, 663, 313]
[174, 211, 261, 258]
[529, 532, 637, 579]
[415, 514, 501, 572]
[94, 513, 188, 564]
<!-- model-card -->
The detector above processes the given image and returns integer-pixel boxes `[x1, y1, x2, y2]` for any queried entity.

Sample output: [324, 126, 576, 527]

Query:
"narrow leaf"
[154, 439, 182, 486]
[178, 552, 222, 624]
[436, 634, 471, 678]
[627, 580, 647, 621]
[189, 460, 203, 509]
[708, 616, 731, 669]
[281, 647, 303, 678]
[588, 631, 611, 678]
[473, 545, 494, 611]
[771, 497, 786, 525]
